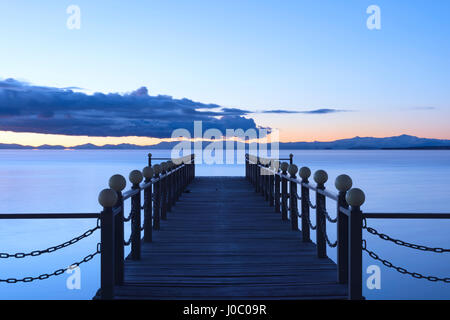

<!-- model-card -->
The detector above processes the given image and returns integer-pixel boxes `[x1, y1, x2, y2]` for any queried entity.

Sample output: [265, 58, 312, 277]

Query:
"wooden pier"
[114, 177, 347, 300]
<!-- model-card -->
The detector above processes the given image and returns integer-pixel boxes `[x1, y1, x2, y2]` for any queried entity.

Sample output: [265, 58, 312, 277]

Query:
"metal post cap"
[148, 153, 152, 157]
[346, 188, 365, 207]
[288, 164, 298, 176]
[109, 174, 126, 192]
[280, 162, 289, 172]
[335, 174, 353, 192]
[142, 166, 154, 179]
[153, 164, 161, 175]
[314, 170, 328, 184]
[129, 170, 143, 185]
[299, 167, 311, 179]
[173, 157, 182, 165]
[98, 188, 118, 207]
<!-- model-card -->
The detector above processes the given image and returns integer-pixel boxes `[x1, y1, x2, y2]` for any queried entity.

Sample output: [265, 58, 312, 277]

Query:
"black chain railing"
[124, 234, 132, 246]
[0, 243, 100, 283]
[324, 210, 337, 223]
[362, 240, 450, 283]
[0, 219, 100, 259]
[308, 199, 317, 209]
[320, 217, 337, 248]
[361, 218, 450, 283]
[123, 210, 133, 222]
[363, 218, 449, 253]
[307, 214, 317, 230]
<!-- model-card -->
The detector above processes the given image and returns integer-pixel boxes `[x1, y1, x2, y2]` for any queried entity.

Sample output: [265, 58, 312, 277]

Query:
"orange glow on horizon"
[1, 127, 449, 148]
[0, 131, 169, 147]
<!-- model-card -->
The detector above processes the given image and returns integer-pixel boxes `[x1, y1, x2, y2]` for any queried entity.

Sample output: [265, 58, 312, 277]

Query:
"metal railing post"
[153, 165, 161, 230]
[274, 161, 281, 213]
[173, 163, 179, 202]
[245, 154, 249, 180]
[269, 161, 274, 207]
[253, 156, 257, 189]
[167, 163, 173, 212]
[177, 163, 183, 199]
[160, 162, 168, 220]
[263, 164, 268, 200]
[314, 170, 328, 258]
[299, 167, 311, 242]
[98, 189, 117, 300]
[192, 154, 195, 181]
[347, 188, 365, 300]
[335, 174, 352, 284]
[280, 162, 289, 220]
[265, 164, 270, 201]
[261, 162, 266, 197]
[143, 166, 154, 243]
[288, 164, 299, 231]
[250, 156, 255, 187]
[129, 170, 143, 260]
[109, 175, 126, 286]
[255, 158, 260, 193]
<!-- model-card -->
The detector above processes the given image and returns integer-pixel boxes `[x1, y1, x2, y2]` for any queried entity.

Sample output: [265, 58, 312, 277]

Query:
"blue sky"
[0, 0, 449, 144]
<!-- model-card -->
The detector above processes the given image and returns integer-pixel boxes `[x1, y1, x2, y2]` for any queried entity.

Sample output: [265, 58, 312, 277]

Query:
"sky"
[0, 0, 449, 146]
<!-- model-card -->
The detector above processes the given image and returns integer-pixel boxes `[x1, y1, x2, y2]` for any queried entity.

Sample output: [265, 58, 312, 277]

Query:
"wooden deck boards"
[115, 177, 347, 300]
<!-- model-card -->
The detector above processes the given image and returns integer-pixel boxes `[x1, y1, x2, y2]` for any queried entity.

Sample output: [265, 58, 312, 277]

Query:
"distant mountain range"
[1, 135, 450, 150]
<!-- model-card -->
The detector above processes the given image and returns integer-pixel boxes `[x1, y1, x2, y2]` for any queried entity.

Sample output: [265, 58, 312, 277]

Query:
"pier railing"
[245, 153, 450, 299]
[0, 153, 195, 299]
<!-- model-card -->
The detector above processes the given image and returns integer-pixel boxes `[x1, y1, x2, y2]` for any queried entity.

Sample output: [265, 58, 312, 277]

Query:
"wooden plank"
[111, 177, 347, 300]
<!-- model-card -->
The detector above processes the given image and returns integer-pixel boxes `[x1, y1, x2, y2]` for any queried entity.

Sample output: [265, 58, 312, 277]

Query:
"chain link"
[124, 234, 132, 246]
[0, 244, 101, 283]
[320, 215, 337, 248]
[0, 219, 100, 259]
[363, 218, 449, 253]
[123, 210, 133, 222]
[307, 213, 317, 230]
[324, 210, 337, 223]
[124, 204, 137, 246]
[362, 240, 450, 283]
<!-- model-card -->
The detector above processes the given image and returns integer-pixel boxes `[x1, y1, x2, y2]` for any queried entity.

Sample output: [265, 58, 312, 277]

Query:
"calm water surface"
[0, 150, 449, 299]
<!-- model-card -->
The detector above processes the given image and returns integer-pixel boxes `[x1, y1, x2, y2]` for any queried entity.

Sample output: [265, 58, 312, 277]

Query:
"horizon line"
[1, 133, 449, 149]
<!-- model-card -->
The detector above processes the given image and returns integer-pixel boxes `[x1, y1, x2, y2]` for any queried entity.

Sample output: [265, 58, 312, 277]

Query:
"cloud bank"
[261, 108, 347, 114]
[0, 79, 258, 138]
[0, 78, 347, 138]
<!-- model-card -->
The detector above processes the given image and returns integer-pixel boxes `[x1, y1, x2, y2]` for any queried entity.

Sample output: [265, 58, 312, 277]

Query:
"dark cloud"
[261, 108, 347, 114]
[410, 107, 436, 111]
[0, 79, 259, 138]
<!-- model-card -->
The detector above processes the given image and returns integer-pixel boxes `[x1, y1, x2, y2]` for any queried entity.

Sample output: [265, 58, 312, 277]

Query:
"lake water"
[0, 150, 449, 300]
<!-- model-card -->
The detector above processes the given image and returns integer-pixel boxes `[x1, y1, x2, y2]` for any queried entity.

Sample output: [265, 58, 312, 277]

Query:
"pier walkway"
[115, 177, 347, 300]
